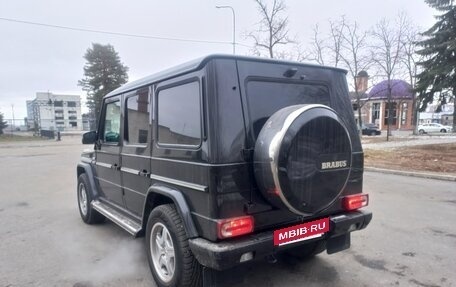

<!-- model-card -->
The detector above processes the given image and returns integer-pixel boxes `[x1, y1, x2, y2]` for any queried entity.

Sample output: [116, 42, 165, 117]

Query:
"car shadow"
[237, 255, 341, 287]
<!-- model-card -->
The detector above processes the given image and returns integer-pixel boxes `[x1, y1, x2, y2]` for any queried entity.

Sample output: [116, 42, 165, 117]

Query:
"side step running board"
[91, 200, 142, 236]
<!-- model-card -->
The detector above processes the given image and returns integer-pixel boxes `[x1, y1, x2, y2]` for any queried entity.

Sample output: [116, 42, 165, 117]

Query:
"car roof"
[105, 54, 348, 98]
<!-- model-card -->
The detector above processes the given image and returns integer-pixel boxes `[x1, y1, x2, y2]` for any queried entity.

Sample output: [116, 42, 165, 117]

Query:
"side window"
[102, 101, 121, 143]
[125, 88, 150, 145]
[157, 81, 201, 147]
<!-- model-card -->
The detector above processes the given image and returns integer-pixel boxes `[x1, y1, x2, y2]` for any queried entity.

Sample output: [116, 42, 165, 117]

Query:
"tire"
[284, 240, 326, 260]
[418, 129, 425, 135]
[440, 129, 447, 133]
[77, 173, 105, 224]
[254, 104, 352, 216]
[146, 204, 202, 287]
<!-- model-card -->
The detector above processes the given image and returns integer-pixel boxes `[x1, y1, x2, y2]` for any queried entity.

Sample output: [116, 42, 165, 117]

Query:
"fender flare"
[144, 184, 199, 238]
[77, 162, 99, 198]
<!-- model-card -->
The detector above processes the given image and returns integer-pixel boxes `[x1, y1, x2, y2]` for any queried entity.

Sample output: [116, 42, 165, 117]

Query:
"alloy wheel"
[150, 222, 176, 283]
[78, 182, 88, 216]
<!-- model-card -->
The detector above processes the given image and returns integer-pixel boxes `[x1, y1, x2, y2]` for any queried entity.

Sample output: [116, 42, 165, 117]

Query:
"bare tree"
[339, 20, 373, 131]
[371, 13, 407, 141]
[328, 16, 346, 67]
[401, 25, 423, 135]
[306, 17, 346, 67]
[248, 0, 294, 58]
[307, 24, 327, 65]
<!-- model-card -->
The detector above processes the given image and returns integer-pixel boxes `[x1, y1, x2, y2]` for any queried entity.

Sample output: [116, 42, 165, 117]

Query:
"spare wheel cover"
[254, 104, 352, 215]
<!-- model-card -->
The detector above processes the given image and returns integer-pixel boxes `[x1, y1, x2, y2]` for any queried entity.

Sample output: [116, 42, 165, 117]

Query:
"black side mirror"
[82, 131, 97, 144]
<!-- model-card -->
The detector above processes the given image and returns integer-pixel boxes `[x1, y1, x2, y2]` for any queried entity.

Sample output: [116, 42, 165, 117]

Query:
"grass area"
[361, 136, 413, 144]
[0, 134, 45, 142]
[365, 143, 456, 174]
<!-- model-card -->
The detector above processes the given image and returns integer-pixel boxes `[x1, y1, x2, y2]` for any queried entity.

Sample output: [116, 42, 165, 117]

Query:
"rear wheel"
[146, 204, 202, 287]
[77, 173, 104, 224]
[419, 129, 425, 135]
[440, 129, 447, 133]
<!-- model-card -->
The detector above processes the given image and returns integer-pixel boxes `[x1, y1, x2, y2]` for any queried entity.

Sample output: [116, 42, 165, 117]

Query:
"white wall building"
[418, 103, 454, 124]
[26, 92, 83, 131]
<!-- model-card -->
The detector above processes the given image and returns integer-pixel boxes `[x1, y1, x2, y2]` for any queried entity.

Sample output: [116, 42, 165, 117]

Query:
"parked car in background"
[361, 123, 381, 136]
[418, 123, 453, 134]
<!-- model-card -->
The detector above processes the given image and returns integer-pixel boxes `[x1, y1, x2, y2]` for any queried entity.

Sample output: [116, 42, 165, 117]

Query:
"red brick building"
[353, 76, 415, 131]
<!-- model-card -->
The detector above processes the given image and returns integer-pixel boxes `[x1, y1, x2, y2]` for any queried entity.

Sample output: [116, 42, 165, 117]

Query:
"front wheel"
[440, 129, 447, 133]
[77, 174, 105, 224]
[418, 129, 425, 135]
[146, 204, 202, 287]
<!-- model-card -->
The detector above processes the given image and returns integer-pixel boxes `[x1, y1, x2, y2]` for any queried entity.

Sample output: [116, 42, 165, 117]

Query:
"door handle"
[111, 164, 121, 171]
[138, 170, 149, 177]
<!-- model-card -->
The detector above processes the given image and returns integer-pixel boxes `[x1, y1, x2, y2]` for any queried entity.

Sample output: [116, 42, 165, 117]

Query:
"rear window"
[157, 81, 201, 147]
[246, 80, 330, 138]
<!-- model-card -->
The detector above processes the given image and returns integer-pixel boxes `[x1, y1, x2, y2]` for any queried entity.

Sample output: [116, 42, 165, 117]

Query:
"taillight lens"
[342, 193, 369, 211]
[217, 216, 254, 239]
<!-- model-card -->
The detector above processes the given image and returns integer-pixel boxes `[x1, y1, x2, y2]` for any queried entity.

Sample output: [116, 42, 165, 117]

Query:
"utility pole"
[216, 5, 236, 54]
[11, 104, 14, 136]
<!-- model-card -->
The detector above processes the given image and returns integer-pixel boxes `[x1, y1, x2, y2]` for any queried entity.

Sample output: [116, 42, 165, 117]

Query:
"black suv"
[77, 55, 372, 287]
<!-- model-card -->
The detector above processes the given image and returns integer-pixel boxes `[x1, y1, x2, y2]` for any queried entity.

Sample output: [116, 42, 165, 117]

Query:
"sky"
[0, 0, 437, 120]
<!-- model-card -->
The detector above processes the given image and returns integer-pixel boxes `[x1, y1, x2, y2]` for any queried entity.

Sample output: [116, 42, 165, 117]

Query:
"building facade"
[441, 114, 454, 126]
[418, 103, 454, 125]
[26, 92, 83, 132]
[352, 76, 415, 131]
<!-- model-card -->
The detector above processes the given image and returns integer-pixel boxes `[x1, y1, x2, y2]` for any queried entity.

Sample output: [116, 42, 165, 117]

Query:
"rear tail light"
[342, 193, 369, 211]
[217, 216, 254, 239]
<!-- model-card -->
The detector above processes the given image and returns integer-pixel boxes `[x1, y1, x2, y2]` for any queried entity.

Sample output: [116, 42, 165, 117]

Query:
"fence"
[3, 119, 27, 131]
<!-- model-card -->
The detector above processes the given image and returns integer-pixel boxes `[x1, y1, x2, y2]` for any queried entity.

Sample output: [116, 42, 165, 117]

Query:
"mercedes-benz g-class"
[77, 54, 372, 287]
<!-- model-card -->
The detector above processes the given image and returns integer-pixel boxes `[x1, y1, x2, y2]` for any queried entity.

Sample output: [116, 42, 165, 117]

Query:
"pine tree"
[78, 43, 128, 127]
[0, 112, 8, 135]
[415, 0, 456, 129]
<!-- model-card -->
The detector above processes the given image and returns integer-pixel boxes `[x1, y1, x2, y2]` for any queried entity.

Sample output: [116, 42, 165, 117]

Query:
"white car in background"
[418, 123, 453, 134]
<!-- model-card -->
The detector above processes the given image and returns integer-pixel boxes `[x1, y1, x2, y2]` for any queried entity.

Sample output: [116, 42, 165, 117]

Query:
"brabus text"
[321, 160, 347, 170]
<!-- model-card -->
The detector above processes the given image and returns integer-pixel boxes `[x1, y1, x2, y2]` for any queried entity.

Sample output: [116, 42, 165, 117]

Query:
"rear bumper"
[189, 210, 372, 270]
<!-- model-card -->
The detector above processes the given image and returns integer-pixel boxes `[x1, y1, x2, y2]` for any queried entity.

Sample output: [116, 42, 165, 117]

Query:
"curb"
[365, 167, 456, 182]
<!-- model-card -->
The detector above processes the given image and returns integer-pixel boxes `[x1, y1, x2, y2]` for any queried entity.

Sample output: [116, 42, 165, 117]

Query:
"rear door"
[95, 96, 124, 207]
[120, 87, 152, 217]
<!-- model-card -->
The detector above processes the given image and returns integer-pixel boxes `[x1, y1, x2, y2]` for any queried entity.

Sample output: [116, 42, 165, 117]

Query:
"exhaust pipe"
[266, 254, 277, 264]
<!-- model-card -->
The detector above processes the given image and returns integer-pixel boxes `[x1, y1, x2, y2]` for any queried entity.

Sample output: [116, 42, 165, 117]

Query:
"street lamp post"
[216, 5, 236, 55]
[11, 104, 14, 136]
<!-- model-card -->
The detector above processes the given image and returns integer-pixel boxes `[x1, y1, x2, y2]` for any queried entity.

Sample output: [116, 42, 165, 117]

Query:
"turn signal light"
[217, 216, 254, 239]
[342, 193, 369, 211]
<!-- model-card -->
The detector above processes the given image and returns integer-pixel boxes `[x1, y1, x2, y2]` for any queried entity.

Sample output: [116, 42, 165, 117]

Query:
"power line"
[0, 16, 251, 47]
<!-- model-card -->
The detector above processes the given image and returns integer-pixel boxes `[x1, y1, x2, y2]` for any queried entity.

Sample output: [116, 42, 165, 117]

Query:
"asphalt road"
[1, 137, 455, 287]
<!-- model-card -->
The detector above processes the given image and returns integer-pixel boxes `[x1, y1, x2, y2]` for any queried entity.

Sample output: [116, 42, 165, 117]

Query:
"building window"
[157, 81, 201, 146]
[67, 101, 77, 107]
[70, 122, 77, 127]
[401, 102, 408, 125]
[125, 88, 150, 145]
[68, 110, 77, 114]
[69, 116, 77, 120]
[372, 103, 380, 122]
[384, 102, 397, 126]
[55, 116, 64, 120]
[54, 101, 63, 107]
